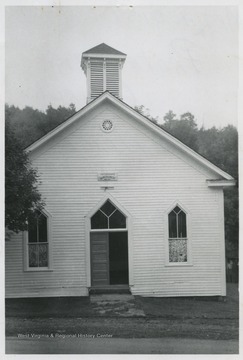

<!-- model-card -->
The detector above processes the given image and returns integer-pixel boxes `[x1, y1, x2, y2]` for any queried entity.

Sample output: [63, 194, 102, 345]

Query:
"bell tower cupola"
[81, 43, 126, 103]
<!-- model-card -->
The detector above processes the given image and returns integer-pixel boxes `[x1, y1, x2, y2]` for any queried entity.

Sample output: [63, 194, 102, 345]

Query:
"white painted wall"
[5, 101, 226, 297]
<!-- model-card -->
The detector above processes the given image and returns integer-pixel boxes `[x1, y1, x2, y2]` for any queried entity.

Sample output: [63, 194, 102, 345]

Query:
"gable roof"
[26, 91, 235, 183]
[82, 43, 126, 56]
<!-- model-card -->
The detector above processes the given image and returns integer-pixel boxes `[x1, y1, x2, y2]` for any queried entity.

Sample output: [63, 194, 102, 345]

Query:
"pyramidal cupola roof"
[82, 43, 126, 56]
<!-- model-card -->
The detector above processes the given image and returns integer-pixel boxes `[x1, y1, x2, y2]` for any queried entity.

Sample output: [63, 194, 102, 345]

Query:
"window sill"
[90, 229, 127, 232]
[165, 263, 193, 267]
[24, 268, 54, 272]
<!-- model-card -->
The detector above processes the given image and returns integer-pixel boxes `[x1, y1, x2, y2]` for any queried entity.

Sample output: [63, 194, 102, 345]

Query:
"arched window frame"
[165, 202, 192, 266]
[23, 209, 53, 272]
[90, 199, 128, 232]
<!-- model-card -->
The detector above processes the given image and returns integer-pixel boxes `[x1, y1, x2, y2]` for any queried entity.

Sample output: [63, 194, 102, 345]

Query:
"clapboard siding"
[5, 102, 226, 297]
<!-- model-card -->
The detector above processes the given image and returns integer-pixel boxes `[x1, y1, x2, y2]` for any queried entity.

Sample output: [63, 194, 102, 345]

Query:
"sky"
[5, 5, 238, 128]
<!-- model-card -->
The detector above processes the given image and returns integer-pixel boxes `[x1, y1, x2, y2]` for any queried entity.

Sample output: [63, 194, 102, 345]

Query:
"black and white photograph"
[3, 2, 240, 356]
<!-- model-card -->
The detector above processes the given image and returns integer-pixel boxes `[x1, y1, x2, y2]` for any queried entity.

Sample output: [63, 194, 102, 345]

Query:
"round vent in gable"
[101, 119, 114, 132]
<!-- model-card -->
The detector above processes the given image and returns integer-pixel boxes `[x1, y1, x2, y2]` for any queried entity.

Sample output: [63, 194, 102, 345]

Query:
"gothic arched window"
[168, 206, 187, 263]
[91, 200, 126, 229]
[28, 211, 49, 268]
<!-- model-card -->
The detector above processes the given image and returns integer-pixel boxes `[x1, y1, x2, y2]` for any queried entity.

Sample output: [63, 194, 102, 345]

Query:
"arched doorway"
[90, 199, 129, 287]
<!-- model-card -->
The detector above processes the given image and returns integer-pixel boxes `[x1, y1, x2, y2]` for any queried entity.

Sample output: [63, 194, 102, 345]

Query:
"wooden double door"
[90, 231, 128, 287]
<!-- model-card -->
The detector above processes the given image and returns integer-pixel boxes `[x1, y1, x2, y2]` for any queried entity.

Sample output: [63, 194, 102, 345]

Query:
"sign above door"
[97, 172, 118, 182]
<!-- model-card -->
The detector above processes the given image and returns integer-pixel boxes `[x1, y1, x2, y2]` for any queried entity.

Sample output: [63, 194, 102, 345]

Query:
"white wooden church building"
[5, 43, 235, 298]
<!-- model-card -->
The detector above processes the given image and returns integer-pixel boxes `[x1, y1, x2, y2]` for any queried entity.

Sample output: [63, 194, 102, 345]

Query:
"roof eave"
[82, 53, 126, 59]
[206, 179, 236, 187]
[81, 53, 126, 70]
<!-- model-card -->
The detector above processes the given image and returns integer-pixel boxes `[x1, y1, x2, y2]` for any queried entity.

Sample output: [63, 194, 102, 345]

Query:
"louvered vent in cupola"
[106, 60, 120, 98]
[81, 43, 126, 103]
[90, 60, 104, 100]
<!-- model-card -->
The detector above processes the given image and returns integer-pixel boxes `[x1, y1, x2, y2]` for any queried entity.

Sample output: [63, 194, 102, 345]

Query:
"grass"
[6, 296, 93, 318]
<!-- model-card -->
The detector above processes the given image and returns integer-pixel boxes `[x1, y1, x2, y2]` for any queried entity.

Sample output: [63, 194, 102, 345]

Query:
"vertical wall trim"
[119, 59, 122, 99]
[22, 231, 27, 271]
[85, 216, 91, 287]
[86, 58, 91, 103]
[127, 216, 134, 286]
[103, 58, 106, 92]
[220, 190, 226, 296]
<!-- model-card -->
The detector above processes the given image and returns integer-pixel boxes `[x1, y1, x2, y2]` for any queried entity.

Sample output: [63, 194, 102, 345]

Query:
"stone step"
[90, 294, 134, 303]
[89, 286, 130, 295]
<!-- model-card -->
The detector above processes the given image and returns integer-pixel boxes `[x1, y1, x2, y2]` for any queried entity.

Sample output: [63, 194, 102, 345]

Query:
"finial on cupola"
[81, 43, 127, 103]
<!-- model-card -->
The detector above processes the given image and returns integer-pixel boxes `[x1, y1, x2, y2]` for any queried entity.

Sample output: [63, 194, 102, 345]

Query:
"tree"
[224, 187, 238, 255]
[134, 105, 158, 123]
[163, 110, 177, 123]
[197, 125, 238, 178]
[43, 103, 76, 133]
[6, 103, 77, 149]
[5, 120, 45, 233]
[162, 111, 199, 151]
[5, 104, 47, 149]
